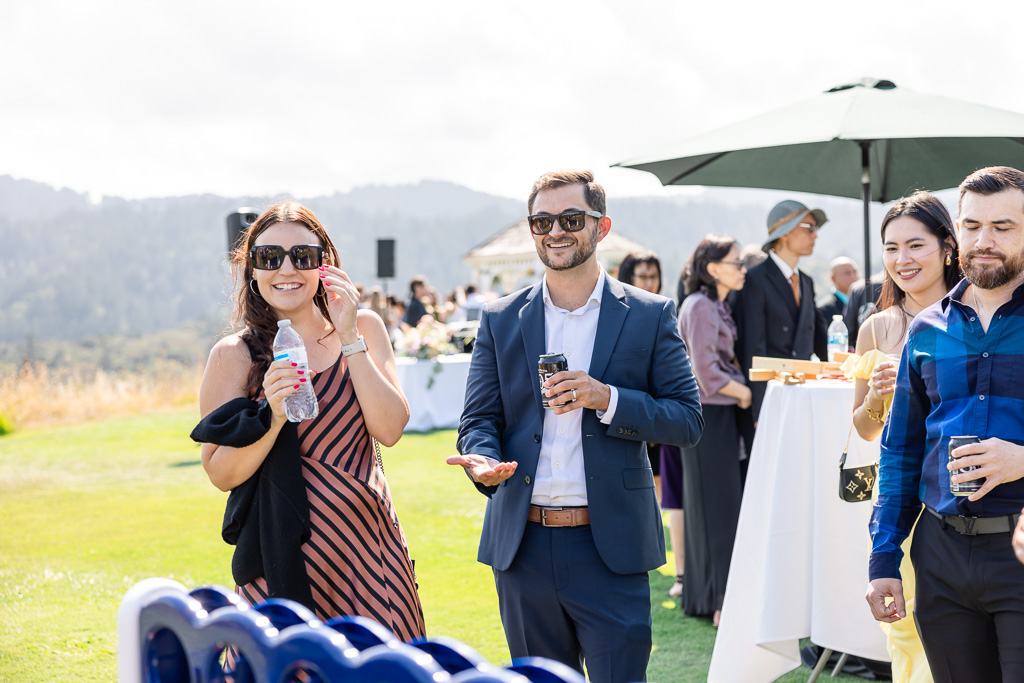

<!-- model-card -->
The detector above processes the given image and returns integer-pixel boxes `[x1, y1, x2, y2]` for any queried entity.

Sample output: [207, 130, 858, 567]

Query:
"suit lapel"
[589, 277, 629, 382]
[764, 257, 798, 316]
[519, 283, 546, 415]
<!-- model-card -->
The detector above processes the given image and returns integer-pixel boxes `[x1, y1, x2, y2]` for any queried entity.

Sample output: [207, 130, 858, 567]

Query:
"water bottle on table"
[827, 314, 849, 362]
[273, 319, 319, 422]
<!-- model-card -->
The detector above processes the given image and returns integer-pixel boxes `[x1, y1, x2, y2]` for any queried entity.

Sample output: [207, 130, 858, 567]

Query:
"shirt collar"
[833, 289, 849, 305]
[768, 250, 797, 280]
[943, 276, 1024, 313]
[542, 268, 606, 314]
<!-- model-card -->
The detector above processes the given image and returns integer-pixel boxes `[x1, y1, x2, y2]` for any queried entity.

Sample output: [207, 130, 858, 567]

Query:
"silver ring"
[572, 389, 578, 400]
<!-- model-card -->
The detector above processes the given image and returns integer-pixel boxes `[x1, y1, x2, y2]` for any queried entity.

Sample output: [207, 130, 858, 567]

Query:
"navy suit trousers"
[494, 520, 651, 683]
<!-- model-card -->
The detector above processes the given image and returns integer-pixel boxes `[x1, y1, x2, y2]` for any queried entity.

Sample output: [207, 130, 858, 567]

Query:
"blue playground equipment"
[117, 579, 586, 683]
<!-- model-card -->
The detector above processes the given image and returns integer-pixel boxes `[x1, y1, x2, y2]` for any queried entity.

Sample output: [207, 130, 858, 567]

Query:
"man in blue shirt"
[867, 166, 1024, 681]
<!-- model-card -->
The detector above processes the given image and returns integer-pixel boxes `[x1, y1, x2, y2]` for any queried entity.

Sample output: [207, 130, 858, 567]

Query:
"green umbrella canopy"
[615, 78, 1024, 202]
[615, 79, 1024, 301]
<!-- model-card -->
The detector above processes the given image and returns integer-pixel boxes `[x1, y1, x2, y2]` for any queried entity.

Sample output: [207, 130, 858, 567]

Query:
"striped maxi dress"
[237, 355, 426, 641]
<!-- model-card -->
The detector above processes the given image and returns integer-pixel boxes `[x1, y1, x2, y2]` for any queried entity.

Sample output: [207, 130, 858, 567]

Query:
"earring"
[249, 279, 261, 297]
[945, 252, 952, 266]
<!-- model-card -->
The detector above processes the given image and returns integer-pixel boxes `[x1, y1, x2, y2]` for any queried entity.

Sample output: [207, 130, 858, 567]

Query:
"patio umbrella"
[614, 78, 1024, 293]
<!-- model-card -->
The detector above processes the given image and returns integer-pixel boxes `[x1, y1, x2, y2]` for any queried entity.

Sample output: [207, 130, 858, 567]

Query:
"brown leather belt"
[528, 505, 590, 527]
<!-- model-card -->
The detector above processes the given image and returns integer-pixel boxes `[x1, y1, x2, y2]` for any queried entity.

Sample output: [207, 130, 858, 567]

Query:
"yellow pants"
[880, 532, 932, 683]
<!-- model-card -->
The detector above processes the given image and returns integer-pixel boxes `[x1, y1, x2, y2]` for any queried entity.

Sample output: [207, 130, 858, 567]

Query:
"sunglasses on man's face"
[527, 210, 603, 236]
[250, 244, 324, 270]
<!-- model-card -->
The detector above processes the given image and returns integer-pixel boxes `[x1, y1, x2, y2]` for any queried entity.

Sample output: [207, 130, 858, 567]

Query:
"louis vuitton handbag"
[838, 424, 878, 503]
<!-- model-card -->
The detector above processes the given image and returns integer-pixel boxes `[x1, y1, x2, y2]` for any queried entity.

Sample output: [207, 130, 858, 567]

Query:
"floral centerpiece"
[393, 319, 459, 360]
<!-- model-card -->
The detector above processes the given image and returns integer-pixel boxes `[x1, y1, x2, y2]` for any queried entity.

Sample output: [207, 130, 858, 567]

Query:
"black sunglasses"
[527, 210, 603, 236]
[250, 244, 324, 270]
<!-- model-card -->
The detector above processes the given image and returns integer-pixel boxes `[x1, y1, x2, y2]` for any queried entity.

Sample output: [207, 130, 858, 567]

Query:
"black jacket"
[190, 398, 313, 610]
[733, 257, 827, 420]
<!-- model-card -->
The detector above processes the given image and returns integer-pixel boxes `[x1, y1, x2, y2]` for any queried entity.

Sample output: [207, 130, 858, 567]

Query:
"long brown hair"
[230, 201, 341, 398]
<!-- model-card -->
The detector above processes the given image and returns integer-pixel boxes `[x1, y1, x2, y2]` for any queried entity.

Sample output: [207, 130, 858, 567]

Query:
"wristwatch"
[341, 336, 368, 357]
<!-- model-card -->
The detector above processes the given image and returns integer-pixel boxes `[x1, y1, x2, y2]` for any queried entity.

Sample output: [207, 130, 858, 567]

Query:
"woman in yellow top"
[850, 191, 961, 682]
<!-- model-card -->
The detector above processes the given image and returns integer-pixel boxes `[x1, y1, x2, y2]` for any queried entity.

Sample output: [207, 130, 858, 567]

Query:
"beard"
[536, 225, 599, 271]
[960, 248, 1024, 289]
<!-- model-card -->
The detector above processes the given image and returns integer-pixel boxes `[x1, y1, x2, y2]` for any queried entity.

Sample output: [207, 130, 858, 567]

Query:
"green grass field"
[0, 408, 862, 681]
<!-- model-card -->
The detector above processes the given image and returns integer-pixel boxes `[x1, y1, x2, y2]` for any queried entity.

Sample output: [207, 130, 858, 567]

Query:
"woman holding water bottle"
[194, 201, 425, 639]
[848, 191, 960, 682]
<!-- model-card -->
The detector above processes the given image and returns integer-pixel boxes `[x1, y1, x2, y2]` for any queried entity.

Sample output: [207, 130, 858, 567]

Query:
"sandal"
[667, 575, 683, 598]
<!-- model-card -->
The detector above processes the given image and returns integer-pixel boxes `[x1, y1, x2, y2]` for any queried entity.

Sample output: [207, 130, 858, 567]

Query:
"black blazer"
[816, 291, 844, 323]
[733, 257, 827, 420]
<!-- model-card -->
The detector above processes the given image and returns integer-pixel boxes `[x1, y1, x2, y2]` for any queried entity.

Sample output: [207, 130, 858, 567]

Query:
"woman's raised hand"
[262, 359, 304, 419]
[867, 360, 897, 400]
[319, 265, 360, 341]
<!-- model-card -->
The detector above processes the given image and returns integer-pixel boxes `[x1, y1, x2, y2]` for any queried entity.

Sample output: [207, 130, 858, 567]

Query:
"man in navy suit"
[448, 170, 703, 682]
[734, 199, 829, 422]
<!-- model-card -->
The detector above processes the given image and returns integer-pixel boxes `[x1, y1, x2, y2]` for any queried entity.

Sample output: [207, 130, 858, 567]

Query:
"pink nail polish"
[297, 370, 304, 375]
[291, 362, 297, 367]
[293, 385, 299, 389]
[300, 378, 306, 382]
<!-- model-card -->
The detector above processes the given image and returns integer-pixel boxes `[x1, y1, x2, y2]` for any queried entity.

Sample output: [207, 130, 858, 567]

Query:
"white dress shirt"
[531, 269, 619, 507]
[768, 249, 796, 280]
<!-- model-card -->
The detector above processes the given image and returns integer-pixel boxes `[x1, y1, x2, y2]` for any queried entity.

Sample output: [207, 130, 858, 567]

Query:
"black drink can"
[539, 352, 568, 410]
[949, 435, 983, 497]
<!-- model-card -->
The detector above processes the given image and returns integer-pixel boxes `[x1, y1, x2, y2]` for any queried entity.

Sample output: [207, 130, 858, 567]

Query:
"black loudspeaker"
[225, 208, 259, 253]
[377, 239, 396, 279]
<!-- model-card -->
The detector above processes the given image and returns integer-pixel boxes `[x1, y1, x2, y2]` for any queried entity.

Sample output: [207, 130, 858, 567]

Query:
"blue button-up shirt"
[869, 278, 1024, 581]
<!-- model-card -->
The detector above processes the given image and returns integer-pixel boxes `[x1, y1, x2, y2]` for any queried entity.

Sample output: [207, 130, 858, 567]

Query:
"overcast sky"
[4, 0, 1023, 204]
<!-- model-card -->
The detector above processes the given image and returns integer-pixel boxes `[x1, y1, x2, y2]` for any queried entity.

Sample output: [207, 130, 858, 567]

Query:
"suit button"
[524, 475, 531, 484]
[782, 326, 790, 332]
[534, 434, 541, 442]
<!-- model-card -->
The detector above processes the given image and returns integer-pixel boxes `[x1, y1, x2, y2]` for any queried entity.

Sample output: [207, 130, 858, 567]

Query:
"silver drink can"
[538, 353, 568, 410]
[949, 435, 983, 497]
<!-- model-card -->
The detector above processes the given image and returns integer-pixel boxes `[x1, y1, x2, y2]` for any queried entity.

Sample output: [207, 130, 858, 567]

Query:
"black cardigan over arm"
[190, 397, 313, 610]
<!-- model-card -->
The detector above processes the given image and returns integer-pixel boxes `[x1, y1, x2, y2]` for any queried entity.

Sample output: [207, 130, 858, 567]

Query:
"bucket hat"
[762, 200, 828, 252]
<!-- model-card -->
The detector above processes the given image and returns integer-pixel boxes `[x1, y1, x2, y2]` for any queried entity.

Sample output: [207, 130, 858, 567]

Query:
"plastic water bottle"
[273, 319, 319, 422]
[827, 314, 849, 362]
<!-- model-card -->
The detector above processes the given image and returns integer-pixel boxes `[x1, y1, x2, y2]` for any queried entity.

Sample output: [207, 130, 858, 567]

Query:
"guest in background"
[617, 251, 662, 295]
[367, 286, 388, 327]
[843, 273, 885, 348]
[739, 243, 767, 271]
[817, 257, 860, 321]
[403, 275, 430, 326]
[734, 200, 828, 424]
[618, 250, 684, 597]
[678, 234, 751, 627]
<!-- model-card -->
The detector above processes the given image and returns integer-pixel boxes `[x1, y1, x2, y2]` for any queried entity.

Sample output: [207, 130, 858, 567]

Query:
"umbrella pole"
[860, 141, 874, 304]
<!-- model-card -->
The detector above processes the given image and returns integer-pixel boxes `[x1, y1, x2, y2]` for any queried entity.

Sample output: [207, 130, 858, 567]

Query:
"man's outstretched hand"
[446, 454, 518, 487]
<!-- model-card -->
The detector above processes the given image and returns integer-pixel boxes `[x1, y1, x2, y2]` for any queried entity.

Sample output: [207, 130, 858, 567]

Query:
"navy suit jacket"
[457, 276, 703, 575]
[733, 257, 827, 420]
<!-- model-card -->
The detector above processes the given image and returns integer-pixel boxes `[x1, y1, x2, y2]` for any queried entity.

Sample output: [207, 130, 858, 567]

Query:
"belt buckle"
[961, 515, 978, 536]
[540, 507, 563, 527]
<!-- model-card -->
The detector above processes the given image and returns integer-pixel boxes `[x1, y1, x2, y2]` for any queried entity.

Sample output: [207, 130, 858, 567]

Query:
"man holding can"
[447, 169, 703, 682]
[866, 166, 1024, 681]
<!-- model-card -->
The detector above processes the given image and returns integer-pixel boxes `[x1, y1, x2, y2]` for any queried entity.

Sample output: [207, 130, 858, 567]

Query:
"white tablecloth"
[395, 354, 472, 432]
[708, 380, 889, 682]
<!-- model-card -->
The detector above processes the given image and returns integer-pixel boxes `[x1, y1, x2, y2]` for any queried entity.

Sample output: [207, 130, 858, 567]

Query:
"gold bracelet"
[864, 403, 885, 423]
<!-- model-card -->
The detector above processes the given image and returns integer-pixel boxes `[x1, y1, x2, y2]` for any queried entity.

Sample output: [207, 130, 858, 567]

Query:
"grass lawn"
[0, 408, 863, 682]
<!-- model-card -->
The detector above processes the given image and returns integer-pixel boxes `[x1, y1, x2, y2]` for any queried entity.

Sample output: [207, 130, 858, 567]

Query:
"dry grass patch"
[0, 362, 201, 431]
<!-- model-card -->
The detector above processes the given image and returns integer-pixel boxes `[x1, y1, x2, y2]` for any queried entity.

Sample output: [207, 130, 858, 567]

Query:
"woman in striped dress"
[198, 201, 425, 640]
